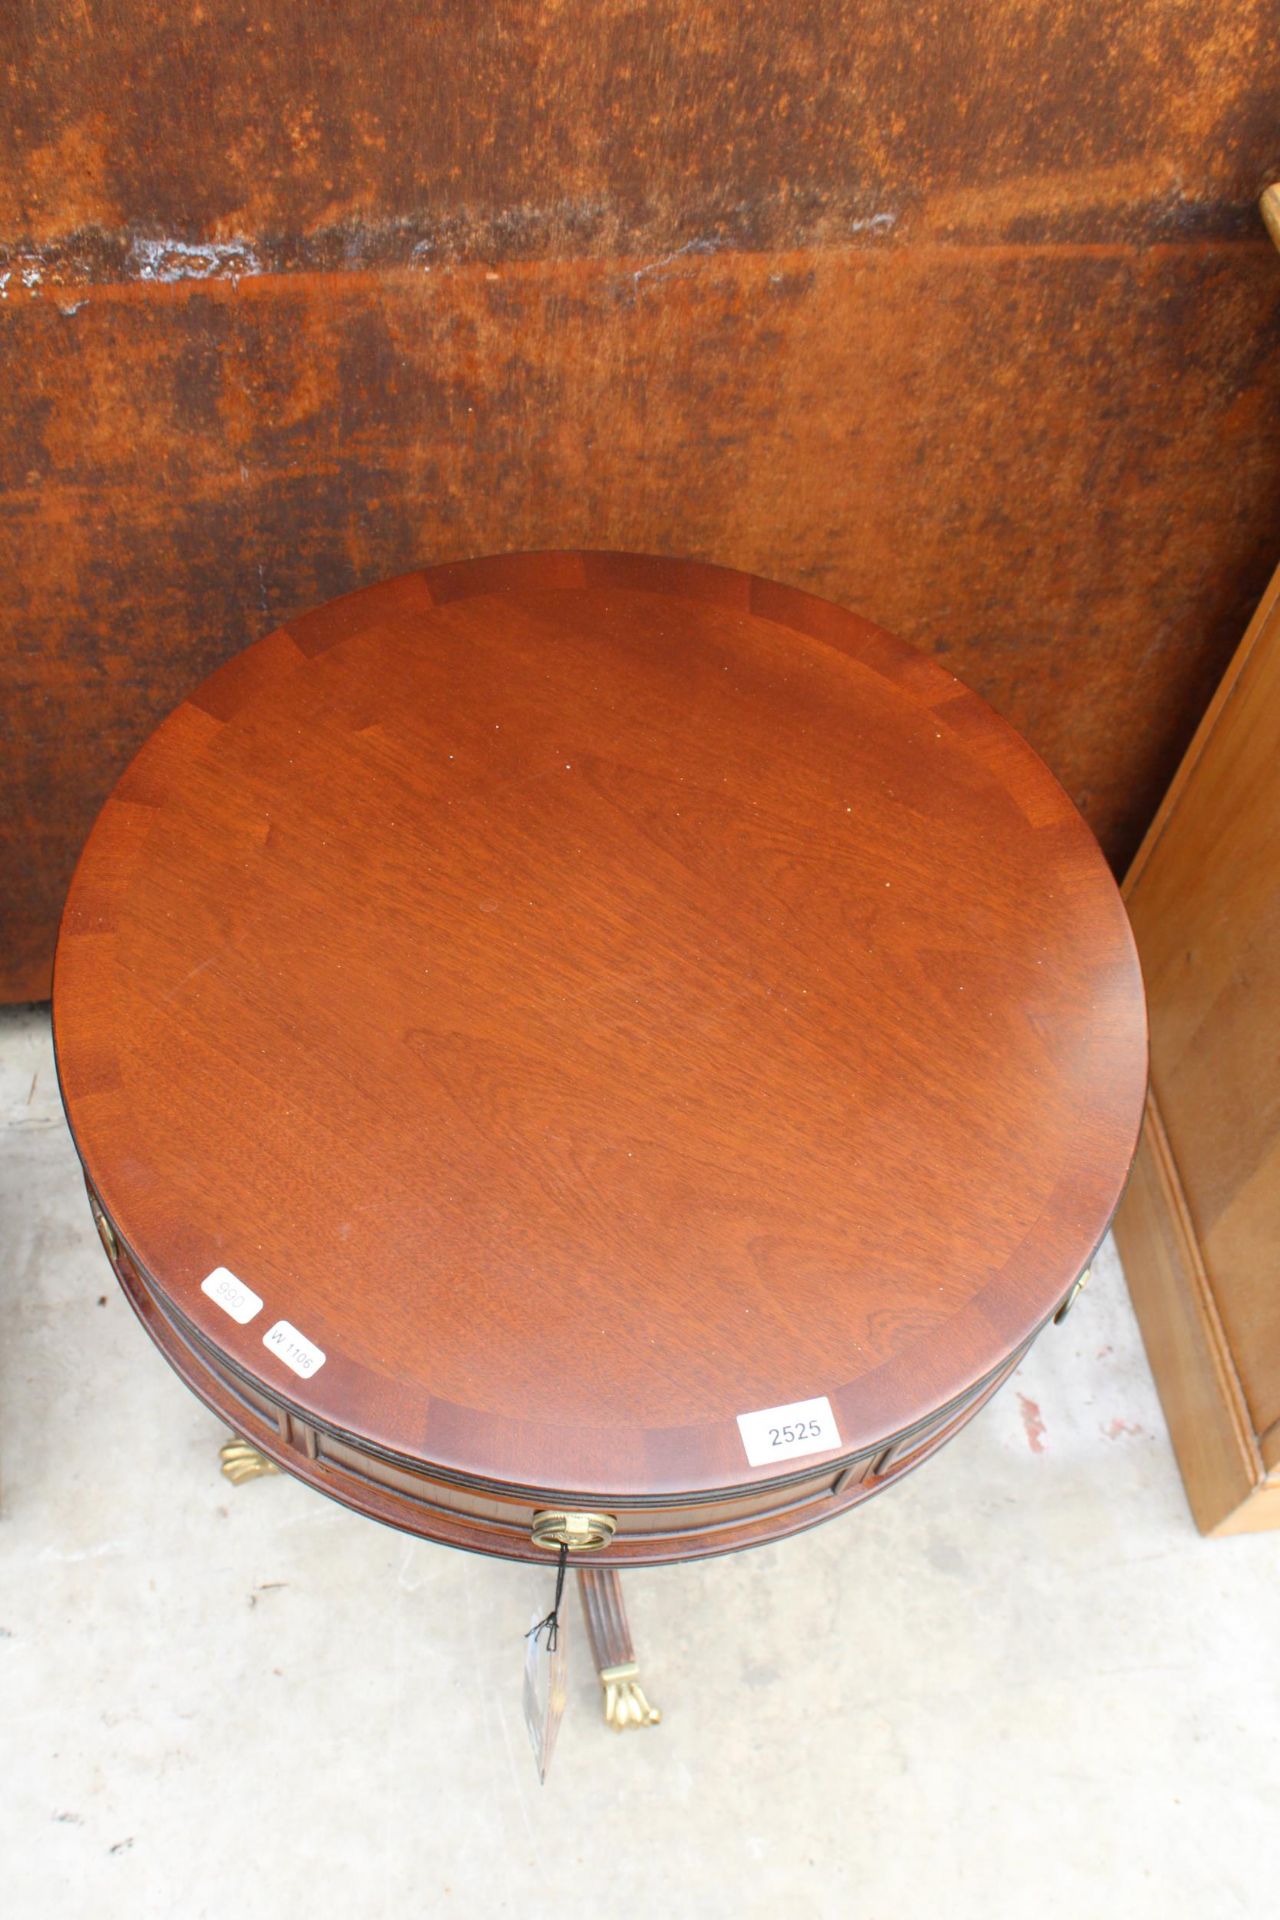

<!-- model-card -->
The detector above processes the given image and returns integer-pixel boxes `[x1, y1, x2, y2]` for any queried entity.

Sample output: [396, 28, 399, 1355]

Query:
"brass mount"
[530, 1510, 617, 1552]
[1054, 1265, 1091, 1325]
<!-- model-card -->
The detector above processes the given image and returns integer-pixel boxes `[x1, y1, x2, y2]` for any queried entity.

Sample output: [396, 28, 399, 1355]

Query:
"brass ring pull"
[1053, 1265, 1091, 1325]
[90, 1201, 119, 1264]
[530, 1510, 617, 1552]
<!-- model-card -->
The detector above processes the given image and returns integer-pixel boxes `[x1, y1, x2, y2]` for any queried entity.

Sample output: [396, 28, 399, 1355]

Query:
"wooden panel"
[5, 2, 1280, 998]
[1112, 1092, 1261, 1535]
[1125, 567, 1280, 1439]
[1116, 539, 1280, 1533]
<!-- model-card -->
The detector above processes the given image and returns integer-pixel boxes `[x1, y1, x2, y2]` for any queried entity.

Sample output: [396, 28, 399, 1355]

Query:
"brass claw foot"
[219, 1436, 279, 1485]
[600, 1661, 662, 1730]
[578, 1567, 663, 1732]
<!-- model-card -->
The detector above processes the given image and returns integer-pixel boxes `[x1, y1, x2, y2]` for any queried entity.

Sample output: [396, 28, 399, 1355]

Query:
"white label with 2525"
[736, 1394, 841, 1468]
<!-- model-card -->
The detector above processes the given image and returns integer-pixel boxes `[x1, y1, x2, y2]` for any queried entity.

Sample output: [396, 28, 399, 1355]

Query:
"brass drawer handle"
[1054, 1265, 1091, 1325]
[90, 1199, 119, 1264]
[530, 1510, 617, 1552]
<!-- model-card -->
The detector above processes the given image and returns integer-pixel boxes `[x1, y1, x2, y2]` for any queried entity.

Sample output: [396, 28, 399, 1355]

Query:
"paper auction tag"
[262, 1319, 326, 1379]
[522, 1608, 568, 1785]
[736, 1394, 841, 1467]
[200, 1266, 263, 1325]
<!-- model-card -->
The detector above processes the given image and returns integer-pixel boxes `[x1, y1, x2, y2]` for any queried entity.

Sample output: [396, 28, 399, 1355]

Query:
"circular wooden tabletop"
[54, 551, 1147, 1505]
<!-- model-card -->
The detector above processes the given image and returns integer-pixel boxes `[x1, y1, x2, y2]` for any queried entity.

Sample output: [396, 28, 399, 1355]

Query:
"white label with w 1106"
[262, 1319, 326, 1379]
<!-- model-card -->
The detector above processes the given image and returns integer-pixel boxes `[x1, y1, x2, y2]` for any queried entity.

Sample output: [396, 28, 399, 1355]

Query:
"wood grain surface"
[1115, 553, 1280, 1532]
[4, 0, 1280, 999]
[53, 553, 1147, 1516]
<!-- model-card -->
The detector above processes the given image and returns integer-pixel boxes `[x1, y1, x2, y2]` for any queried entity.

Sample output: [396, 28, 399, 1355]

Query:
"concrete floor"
[2, 1002, 1277, 1919]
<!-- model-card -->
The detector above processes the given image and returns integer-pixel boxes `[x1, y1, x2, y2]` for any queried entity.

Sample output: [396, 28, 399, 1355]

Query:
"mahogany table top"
[53, 551, 1147, 1504]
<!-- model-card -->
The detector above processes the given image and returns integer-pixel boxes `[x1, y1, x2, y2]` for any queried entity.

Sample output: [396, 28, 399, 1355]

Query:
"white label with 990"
[262, 1320, 326, 1379]
[200, 1267, 263, 1325]
[736, 1395, 841, 1467]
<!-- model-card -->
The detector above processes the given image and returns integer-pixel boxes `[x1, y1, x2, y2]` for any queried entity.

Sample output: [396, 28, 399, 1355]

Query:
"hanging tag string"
[526, 1542, 569, 1651]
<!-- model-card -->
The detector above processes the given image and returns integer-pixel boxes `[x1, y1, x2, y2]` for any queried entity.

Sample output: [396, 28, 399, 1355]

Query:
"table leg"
[577, 1567, 662, 1730]
[218, 1435, 279, 1485]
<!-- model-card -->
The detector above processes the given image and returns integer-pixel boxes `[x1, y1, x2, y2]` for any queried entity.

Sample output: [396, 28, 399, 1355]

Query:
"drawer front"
[90, 1179, 1035, 1566]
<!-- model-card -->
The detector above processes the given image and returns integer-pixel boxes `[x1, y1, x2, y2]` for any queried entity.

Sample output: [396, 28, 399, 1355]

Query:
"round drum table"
[53, 551, 1147, 1732]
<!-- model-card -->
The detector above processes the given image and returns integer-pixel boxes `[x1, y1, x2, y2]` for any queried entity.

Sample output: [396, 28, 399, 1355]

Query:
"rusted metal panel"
[3, 1, 1278, 252]
[3, 3, 1280, 998]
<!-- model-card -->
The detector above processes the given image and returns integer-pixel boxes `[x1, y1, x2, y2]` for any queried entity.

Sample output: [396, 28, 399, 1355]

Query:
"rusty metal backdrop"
[3, 1, 1279, 999]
